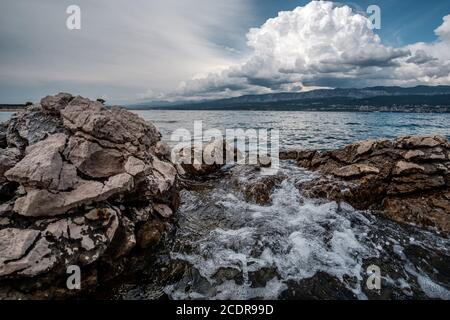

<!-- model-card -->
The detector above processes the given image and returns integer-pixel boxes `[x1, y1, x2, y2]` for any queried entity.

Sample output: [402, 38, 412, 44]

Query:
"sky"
[1, 0, 450, 104]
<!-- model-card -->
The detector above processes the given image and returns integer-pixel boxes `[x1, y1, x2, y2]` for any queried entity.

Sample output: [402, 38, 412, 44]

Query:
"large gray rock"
[0, 93, 179, 299]
[12, 173, 133, 217]
[5, 134, 77, 190]
[0, 228, 40, 269]
[61, 97, 161, 156]
[174, 139, 240, 176]
[0, 148, 21, 184]
[6, 106, 66, 150]
[40, 92, 73, 114]
[64, 136, 125, 178]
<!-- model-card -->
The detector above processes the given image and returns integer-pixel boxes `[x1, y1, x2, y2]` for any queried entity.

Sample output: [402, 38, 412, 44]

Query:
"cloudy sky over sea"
[1, 0, 450, 103]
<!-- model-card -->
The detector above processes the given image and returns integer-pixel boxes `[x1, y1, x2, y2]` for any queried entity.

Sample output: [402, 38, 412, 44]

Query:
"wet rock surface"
[0, 93, 179, 299]
[293, 136, 450, 234]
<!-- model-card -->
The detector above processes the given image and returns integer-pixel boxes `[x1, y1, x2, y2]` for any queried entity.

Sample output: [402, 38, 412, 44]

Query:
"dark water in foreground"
[2, 111, 450, 299]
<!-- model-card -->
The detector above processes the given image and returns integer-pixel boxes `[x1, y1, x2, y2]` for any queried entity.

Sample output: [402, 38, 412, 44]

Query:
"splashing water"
[162, 162, 450, 300]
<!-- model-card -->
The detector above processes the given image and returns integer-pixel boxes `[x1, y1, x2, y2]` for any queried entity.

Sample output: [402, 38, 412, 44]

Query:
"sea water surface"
[133, 110, 450, 149]
[2, 110, 450, 299]
[0, 112, 13, 123]
[2, 111, 449, 148]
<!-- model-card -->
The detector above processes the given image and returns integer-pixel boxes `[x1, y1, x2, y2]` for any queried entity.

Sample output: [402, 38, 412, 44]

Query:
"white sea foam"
[416, 273, 450, 299]
[165, 163, 450, 300]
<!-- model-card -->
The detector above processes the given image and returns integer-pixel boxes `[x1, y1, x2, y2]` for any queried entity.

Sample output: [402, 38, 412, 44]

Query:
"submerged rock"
[0, 93, 179, 299]
[294, 136, 450, 234]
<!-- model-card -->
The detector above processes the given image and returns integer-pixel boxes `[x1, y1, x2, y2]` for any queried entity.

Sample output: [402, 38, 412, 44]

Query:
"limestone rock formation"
[0, 93, 179, 299]
[293, 136, 450, 234]
[173, 139, 241, 177]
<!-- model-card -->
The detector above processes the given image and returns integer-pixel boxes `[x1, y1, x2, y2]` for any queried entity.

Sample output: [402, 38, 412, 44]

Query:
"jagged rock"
[403, 150, 425, 160]
[0, 148, 21, 168]
[60, 97, 161, 156]
[0, 229, 40, 271]
[0, 228, 57, 277]
[396, 136, 447, 149]
[11, 175, 134, 217]
[154, 203, 173, 218]
[5, 134, 77, 190]
[149, 157, 177, 195]
[393, 161, 425, 176]
[0, 93, 179, 299]
[296, 135, 450, 234]
[3, 206, 120, 277]
[333, 164, 380, 178]
[125, 156, 148, 177]
[0, 148, 21, 184]
[9, 238, 56, 277]
[355, 139, 376, 156]
[175, 139, 240, 176]
[41, 93, 73, 114]
[64, 136, 124, 178]
[6, 106, 66, 150]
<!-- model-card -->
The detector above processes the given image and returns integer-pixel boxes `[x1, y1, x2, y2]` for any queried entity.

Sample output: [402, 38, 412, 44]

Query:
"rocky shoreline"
[0, 93, 179, 299]
[0, 93, 449, 299]
[281, 136, 450, 234]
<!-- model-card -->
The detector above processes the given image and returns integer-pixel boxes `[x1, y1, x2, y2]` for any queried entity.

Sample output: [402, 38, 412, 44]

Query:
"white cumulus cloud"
[400, 14, 450, 86]
[164, 1, 450, 101]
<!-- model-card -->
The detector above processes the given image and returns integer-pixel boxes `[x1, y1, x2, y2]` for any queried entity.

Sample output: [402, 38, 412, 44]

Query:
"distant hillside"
[0, 104, 26, 111]
[130, 85, 450, 112]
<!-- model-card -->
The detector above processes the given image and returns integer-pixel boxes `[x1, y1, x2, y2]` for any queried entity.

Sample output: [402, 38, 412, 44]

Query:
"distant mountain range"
[130, 85, 450, 112]
[0, 104, 27, 111]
